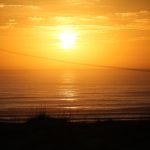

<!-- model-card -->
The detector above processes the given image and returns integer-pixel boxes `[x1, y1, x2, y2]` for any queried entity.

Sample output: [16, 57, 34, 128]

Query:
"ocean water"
[0, 69, 150, 122]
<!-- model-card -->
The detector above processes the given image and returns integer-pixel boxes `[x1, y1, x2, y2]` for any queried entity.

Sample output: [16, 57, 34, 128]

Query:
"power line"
[0, 48, 150, 72]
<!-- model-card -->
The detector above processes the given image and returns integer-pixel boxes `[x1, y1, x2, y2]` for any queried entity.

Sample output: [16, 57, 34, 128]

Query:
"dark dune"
[0, 115, 150, 150]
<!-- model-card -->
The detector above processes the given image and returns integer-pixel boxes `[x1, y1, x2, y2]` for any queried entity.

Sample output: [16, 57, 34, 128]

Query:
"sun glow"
[59, 29, 77, 49]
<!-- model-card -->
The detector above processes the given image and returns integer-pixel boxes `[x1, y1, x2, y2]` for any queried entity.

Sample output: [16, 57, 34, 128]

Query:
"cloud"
[0, 18, 19, 30]
[0, 25, 10, 29]
[114, 11, 150, 18]
[0, 3, 4, 8]
[0, 22, 16, 29]
[31, 9, 150, 33]
[54, 15, 109, 25]
[28, 17, 43, 21]
[0, 0, 150, 45]
[0, 3, 40, 9]
[111, 11, 150, 30]
[24, 5, 40, 10]
[0, 3, 22, 8]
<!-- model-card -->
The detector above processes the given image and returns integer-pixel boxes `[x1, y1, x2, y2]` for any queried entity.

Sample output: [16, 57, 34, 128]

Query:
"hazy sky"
[0, 0, 150, 69]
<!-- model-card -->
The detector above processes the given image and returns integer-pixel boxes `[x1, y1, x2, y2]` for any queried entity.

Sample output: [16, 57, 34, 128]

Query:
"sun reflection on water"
[59, 71, 78, 102]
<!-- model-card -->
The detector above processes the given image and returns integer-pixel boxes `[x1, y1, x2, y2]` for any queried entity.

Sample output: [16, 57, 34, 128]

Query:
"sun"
[59, 29, 77, 49]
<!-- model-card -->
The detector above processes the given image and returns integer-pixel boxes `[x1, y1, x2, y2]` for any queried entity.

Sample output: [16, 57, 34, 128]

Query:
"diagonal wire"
[0, 48, 150, 72]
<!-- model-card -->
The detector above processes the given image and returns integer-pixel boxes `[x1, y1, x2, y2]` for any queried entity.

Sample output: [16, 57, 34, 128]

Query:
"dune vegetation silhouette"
[0, 114, 150, 150]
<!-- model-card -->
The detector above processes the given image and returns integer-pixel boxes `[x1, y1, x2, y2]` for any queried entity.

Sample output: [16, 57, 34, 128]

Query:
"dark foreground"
[0, 116, 150, 150]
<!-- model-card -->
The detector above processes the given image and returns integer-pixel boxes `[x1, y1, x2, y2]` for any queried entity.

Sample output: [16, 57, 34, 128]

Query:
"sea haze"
[0, 69, 150, 122]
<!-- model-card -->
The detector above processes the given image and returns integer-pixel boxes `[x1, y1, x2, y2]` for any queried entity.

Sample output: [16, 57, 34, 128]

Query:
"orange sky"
[0, 0, 150, 69]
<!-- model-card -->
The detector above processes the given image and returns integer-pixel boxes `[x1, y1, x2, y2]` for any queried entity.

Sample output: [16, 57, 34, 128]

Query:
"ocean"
[0, 69, 150, 122]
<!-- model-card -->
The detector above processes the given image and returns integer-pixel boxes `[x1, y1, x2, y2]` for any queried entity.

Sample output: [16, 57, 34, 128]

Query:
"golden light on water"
[59, 71, 78, 102]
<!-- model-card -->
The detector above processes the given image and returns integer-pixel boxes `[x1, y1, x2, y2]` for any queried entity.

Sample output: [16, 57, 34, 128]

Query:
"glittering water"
[0, 69, 150, 122]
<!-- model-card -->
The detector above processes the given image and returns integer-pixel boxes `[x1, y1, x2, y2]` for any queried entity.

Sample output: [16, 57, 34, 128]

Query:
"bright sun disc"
[59, 29, 77, 49]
